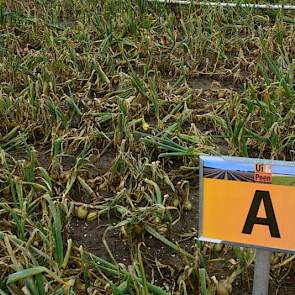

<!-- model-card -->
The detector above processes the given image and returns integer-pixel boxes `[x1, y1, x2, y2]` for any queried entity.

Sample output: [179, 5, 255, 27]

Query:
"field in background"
[0, 1, 294, 294]
[272, 175, 295, 186]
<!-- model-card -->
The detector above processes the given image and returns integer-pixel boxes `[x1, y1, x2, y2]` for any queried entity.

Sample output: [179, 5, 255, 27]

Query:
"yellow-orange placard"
[199, 156, 295, 252]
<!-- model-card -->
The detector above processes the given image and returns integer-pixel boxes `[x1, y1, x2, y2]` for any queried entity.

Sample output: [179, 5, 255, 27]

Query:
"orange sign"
[199, 156, 295, 251]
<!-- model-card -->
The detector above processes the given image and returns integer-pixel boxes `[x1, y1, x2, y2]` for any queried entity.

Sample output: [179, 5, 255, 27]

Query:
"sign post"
[198, 156, 295, 294]
[252, 249, 271, 295]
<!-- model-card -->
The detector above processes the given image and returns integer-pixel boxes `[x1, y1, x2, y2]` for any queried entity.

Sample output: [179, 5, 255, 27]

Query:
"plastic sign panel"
[199, 156, 295, 252]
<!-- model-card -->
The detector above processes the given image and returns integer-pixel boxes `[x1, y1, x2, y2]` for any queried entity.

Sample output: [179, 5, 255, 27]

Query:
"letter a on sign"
[199, 155, 295, 251]
[242, 190, 280, 238]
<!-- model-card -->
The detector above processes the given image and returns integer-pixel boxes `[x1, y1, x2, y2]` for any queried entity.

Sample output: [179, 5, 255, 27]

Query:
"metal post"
[148, 0, 295, 10]
[252, 249, 272, 295]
